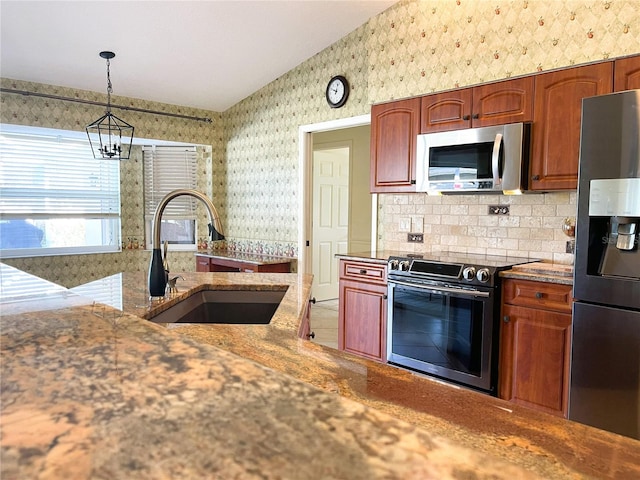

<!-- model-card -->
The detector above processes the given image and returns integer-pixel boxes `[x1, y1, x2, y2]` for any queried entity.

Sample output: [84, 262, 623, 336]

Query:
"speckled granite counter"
[500, 261, 574, 285]
[2, 264, 638, 479]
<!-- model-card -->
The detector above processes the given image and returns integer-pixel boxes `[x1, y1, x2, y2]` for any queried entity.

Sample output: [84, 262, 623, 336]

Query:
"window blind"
[0, 132, 120, 218]
[143, 146, 198, 218]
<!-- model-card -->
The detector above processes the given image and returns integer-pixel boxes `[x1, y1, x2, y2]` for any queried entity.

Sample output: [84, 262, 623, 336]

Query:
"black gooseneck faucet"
[148, 189, 224, 297]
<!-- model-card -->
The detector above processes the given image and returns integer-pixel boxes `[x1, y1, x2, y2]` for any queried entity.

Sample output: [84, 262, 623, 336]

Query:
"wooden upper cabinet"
[420, 88, 472, 132]
[530, 62, 613, 191]
[370, 97, 421, 193]
[614, 54, 640, 91]
[420, 77, 533, 133]
[472, 77, 534, 127]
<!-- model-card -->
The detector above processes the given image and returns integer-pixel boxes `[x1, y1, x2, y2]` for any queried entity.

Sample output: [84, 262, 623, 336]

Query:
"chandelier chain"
[105, 58, 113, 111]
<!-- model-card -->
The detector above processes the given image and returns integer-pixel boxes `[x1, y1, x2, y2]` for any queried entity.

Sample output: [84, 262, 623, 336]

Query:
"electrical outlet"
[566, 240, 575, 254]
[488, 205, 510, 215]
[407, 233, 424, 243]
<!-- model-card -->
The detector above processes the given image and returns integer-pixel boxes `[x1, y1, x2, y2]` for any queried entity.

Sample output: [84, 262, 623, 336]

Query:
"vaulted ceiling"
[0, 1, 397, 112]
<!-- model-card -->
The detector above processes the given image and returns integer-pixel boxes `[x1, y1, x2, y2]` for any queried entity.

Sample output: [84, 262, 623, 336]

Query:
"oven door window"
[391, 286, 486, 377]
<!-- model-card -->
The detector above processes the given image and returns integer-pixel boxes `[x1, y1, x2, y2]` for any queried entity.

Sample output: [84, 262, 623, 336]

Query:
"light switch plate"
[399, 217, 411, 232]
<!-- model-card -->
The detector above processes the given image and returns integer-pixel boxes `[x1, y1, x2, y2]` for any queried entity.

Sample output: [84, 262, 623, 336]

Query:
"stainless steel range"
[386, 252, 533, 395]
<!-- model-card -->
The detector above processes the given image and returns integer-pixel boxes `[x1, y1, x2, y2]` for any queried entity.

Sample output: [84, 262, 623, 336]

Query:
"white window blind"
[143, 146, 198, 249]
[143, 146, 198, 218]
[1, 132, 120, 216]
[0, 129, 121, 257]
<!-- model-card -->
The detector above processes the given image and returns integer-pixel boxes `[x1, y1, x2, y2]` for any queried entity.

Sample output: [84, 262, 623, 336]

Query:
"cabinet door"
[614, 55, 640, 91]
[297, 298, 313, 340]
[420, 88, 472, 133]
[472, 77, 534, 127]
[370, 98, 420, 193]
[530, 62, 613, 191]
[499, 304, 572, 417]
[339, 279, 387, 362]
[196, 256, 211, 272]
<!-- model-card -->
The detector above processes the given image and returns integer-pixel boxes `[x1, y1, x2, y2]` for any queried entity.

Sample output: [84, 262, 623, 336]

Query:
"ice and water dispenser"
[588, 178, 640, 279]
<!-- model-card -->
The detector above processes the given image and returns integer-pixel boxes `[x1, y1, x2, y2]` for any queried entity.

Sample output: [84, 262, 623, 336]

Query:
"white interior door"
[312, 147, 349, 301]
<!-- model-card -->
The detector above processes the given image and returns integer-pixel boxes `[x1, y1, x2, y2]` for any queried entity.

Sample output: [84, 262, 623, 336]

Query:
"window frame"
[0, 125, 122, 258]
[143, 145, 199, 251]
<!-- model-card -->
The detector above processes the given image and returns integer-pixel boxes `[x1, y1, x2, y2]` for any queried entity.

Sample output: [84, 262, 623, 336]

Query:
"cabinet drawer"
[503, 279, 572, 313]
[340, 260, 386, 285]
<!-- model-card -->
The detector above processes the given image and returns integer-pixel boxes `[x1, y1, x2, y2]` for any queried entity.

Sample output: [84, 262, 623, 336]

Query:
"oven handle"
[389, 280, 491, 298]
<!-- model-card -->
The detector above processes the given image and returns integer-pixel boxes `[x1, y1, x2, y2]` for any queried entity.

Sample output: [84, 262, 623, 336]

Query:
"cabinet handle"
[410, 179, 416, 185]
[472, 113, 480, 119]
[503, 315, 510, 323]
[360, 269, 367, 275]
[463, 114, 471, 120]
[309, 297, 316, 304]
[532, 174, 540, 181]
[307, 331, 316, 339]
[535, 292, 543, 299]
[383, 294, 388, 300]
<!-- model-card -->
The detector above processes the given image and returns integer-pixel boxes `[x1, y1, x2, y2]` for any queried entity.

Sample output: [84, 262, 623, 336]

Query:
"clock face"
[326, 75, 349, 108]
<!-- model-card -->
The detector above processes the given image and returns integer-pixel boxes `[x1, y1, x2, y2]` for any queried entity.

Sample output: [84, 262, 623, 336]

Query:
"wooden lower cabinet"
[499, 278, 573, 417]
[338, 259, 387, 362]
[195, 254, 291, 273]
[297, 298, 313, 340]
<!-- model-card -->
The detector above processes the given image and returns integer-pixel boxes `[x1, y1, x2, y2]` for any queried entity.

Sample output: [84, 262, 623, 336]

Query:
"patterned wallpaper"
[222, 0, 639, 264]
[2, 0, 640, 285]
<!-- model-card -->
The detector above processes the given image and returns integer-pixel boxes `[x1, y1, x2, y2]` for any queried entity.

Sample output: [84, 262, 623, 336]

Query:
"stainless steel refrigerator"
[570, 90, 640, 440]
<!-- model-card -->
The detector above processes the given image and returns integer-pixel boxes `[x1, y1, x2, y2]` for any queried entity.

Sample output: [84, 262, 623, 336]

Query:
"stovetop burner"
[387, 251, 535, 288]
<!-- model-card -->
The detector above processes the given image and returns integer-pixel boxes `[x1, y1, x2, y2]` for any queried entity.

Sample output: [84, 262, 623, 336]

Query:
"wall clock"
[326, 75, 349, 108]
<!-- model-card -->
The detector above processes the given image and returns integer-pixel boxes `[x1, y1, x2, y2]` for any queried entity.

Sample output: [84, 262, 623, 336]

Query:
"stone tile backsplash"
[379, 191, 576, 264]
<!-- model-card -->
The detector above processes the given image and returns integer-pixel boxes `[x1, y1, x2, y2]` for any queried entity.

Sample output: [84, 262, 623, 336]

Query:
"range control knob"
[476, 268, 491, 283]
[462, 267, 476, 281]
[399, 260, 411, 271]
[388, 259, 399, 271]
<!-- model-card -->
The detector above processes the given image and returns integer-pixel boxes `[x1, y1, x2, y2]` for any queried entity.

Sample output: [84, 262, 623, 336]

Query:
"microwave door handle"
[492, 133, 503, 186]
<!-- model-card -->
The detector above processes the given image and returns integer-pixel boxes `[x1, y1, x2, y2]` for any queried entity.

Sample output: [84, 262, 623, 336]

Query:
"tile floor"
[309, 298, 338, 349]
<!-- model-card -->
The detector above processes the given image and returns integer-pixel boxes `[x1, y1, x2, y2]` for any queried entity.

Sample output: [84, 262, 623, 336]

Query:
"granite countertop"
[2, 264, 638, 479]
[195, 249, 294, 265]
[500, 261, 574, 285]
[335, 250, 404, 263]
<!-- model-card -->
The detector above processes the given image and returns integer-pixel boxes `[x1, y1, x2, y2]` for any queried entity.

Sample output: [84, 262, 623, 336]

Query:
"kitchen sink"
[148, 288, 287, 325]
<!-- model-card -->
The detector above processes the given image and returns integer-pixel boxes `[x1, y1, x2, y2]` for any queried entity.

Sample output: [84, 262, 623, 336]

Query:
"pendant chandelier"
[86, 51, 134, 160]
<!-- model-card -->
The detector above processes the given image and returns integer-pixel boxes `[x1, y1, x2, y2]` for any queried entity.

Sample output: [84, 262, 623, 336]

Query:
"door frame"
[298, 114, 376, 275]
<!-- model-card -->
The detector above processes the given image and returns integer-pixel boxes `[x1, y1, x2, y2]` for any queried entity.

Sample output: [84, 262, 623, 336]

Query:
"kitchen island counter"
[1, 265, 639, 479]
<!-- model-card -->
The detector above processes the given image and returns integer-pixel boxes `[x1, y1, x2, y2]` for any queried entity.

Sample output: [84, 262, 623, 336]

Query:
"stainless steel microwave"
[416, 122, 531, 194]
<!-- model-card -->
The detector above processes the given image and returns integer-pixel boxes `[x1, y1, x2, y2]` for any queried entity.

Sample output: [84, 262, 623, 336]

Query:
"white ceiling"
[0, 0, 397, 112]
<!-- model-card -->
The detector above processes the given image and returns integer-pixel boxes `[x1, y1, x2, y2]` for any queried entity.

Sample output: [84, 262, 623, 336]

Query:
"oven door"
[386, 279, 498, 394]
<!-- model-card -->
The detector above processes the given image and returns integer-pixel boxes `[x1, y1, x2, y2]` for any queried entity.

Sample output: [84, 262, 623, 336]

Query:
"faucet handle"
[167, 275, 184, 293]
